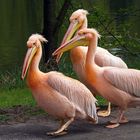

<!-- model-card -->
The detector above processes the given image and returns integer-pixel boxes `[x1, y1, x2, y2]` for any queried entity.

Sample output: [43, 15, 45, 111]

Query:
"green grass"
[0, 66, 37, 108]
[0, 88, 36, 108]
[0, 67, 25, 90]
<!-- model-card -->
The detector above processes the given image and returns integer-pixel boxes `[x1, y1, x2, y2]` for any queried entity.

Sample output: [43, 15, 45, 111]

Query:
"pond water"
[94, 0, 140, 68]
[94, 0, 140, 36]
[0, 0, 43, 71]
[0, 0, 140, 72]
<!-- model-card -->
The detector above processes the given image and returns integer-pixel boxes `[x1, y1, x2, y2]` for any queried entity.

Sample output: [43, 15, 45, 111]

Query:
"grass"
[0, 67, 25, 90]
[0, 88, 36, 108]
[0, 88, 46, 124]
[0, 66, 36, 108]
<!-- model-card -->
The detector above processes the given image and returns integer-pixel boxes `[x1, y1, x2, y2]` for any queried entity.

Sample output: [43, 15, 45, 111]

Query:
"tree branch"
[53, 0, 71, 36]
[94, 10, 139, 56]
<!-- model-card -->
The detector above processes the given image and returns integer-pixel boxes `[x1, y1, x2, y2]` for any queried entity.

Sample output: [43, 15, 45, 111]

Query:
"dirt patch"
[0, 105, 50, 125]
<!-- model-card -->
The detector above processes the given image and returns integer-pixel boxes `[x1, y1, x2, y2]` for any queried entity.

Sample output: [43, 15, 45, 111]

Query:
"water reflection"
[0, 0, 43, 71]
[0, 0, 140, 71]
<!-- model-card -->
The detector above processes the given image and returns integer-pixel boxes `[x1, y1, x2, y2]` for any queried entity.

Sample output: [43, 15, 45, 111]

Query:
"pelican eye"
[72, 19, 78, 23]
[78, 31, 85, 36]
[32, 42, 37, 48]
[82, 32, 86, 35]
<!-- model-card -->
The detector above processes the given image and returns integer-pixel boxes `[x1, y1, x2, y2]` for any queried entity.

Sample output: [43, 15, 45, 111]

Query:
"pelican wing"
[47, 71, 97, 119]
[104, 67, 140, 97]
[95, 47, 128, 68]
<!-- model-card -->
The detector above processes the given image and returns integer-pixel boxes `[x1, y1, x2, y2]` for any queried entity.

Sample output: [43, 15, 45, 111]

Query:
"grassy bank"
[0, 88, 36, 108]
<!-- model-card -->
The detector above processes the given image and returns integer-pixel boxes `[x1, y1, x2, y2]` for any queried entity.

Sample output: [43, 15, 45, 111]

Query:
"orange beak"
[53, 34, 88, 56]
[56, 20, 81, 62]
[21, 46, 37, 80]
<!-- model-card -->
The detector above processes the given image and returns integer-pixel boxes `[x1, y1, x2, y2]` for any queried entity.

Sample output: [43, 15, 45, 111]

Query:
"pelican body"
[21, 34, 97, 135]
[57, 9, 128, 117]
[53, 28, 140, 128]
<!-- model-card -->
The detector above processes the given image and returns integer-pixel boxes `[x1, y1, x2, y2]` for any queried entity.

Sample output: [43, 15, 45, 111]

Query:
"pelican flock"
[21, 9, 140, 136]
[57, 9, 128, 117]
[53, 28, 140, 128]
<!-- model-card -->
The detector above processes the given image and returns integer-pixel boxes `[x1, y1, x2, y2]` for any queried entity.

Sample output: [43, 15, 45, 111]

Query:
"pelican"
[21, 34, 97, 136]
[57, 9, 128, 117]
[53, 28, 140, 128]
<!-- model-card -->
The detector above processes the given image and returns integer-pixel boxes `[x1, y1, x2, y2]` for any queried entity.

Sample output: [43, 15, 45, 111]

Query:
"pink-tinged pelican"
[53, 28, 140, 128]
[21, 34, 97, 136]
[57, 9, 128, 117]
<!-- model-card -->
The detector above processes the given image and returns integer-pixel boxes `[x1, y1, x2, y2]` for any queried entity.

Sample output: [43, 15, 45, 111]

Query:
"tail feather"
[87, 115, 98, 124]
[130, 97, 140, 107]
[86, 98, 98, 123]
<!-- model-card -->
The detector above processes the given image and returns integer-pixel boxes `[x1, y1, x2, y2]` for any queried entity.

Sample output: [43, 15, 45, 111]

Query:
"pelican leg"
[47, 118, 74, 136]
[60, 119, 68, 131]
[119, 115, 128, 123]
[97, 102, 111, 117]
[106, 110, 128, 128]
[109, 109, 128, 124]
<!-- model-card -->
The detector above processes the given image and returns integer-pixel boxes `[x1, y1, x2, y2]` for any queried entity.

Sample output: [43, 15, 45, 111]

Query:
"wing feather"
[95, 47, 128, 68]
[104, 68, 140, 97]
[47, 71, 97, 119]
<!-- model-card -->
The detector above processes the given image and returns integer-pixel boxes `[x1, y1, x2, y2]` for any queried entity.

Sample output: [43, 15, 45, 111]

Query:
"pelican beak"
[56, 20, 81, 62]
[61, 20, 81, 44]
[21, 46, 37, 80]
[53, 34, 88, 56]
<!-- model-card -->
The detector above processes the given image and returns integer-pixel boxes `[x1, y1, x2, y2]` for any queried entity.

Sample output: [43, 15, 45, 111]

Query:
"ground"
[0, 106, 140, 140]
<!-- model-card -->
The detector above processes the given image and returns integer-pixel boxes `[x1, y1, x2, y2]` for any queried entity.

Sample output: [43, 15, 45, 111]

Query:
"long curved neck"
[86, 37, 97, 65]
[27, 45, 43, 88]
[85, 37, 99, 81]
[29, 46, 42, 73]
[85, 36, 99, 83]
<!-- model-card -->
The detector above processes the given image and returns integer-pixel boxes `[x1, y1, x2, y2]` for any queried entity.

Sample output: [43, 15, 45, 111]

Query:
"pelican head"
[55, 9, 89, 62]
[53, 28, 100, 56]
[21, 34, 47, 80]
[62, 9, 89, 45]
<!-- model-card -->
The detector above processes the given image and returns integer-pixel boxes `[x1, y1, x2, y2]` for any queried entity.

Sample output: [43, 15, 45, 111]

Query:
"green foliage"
[96, 96, 108, 106]
[58, 52, 77, 79]
[0, 64, 51, 90]
[0, 67, 25, 90]
[88, 6, 140, 69]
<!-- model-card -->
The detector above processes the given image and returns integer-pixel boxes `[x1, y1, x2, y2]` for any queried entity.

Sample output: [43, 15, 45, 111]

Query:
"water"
[92, 0, 140, 68]
[0, 0, 43, 71]
[94, 0, 140, 36]
[0, 0, 140, 71]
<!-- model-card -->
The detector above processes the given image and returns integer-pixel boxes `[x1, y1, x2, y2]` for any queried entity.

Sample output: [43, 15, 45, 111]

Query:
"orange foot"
[47, 131, 67, 136]
[97, 110, 110, 117]
[106, 123, 120, 128]
[110, 116, 129, 124]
